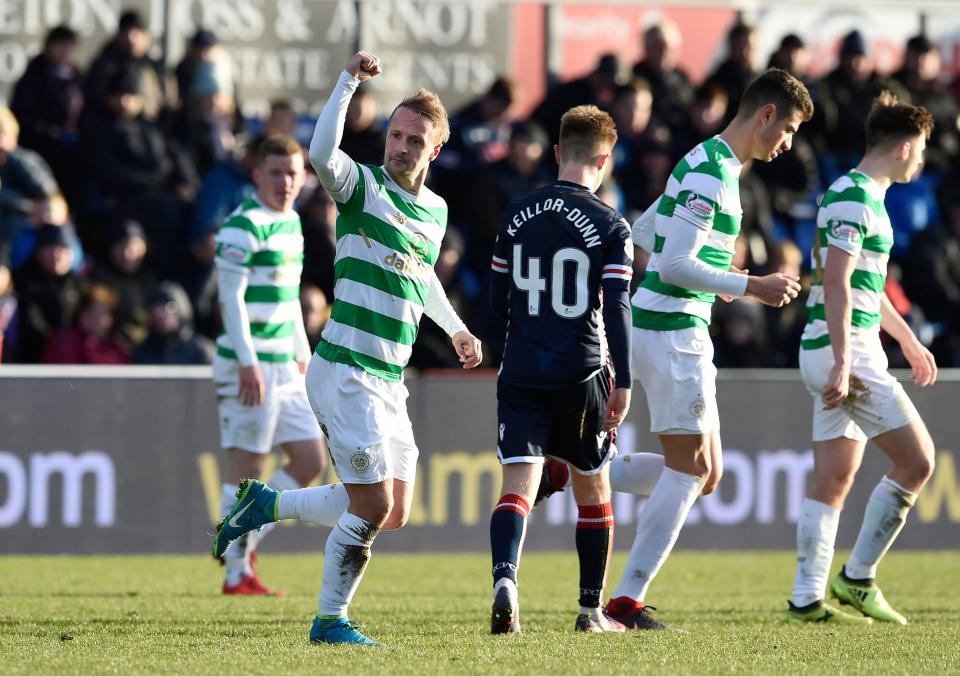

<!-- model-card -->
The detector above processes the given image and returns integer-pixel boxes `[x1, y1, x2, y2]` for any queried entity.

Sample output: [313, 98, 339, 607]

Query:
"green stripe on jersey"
[806, 304, 881, 328]
[334, 257, 428, 305]
[337, 211, 440, 265]
[369, 166, 448, 226]
[632, 306, 708, 331]
[250, 250, 304, 266]
[819, 186, 886, 218]
[244, 285, 300, 303]
[315, 339, 404, 381]
[800, 334, 832, 350]
[810, 269, 885, 293]
[249, 321, 295, 339]
[216, 346, 296, 362]
[330, 300, 418, 346]
[221, 216, 301, 241]
[862, 234, 893, 254]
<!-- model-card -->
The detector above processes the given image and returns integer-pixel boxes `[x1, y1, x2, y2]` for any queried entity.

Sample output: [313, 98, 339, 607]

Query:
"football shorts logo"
[350, 451, 371, 473]
[596, 430, 607, 449]
[689, 397, 706, 419]
[499, 423, 505, 441]
[685, 193, 715, 219]
[830, 219, 862, 243]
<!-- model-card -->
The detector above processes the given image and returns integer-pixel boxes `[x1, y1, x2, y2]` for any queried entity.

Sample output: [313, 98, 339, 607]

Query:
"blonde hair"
[0, 107, 19, 138]
[558, 105, 618, 163]
[391, 89, 451, 145]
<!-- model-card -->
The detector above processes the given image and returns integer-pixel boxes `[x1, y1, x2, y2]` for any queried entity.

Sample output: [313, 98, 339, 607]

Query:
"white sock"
[220, 483, 246, 585]
[244, 468, 301, 558]
[317, 512, 380, 617]
[611, 467, 702, 602]
[845, 476, 917, 580]
[277, 482, 349, 527]
[609, 453, 664, 496]
[790, 498, 841, 607]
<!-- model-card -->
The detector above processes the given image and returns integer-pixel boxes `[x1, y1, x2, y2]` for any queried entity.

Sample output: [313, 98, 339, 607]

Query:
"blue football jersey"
[491, 181, 633, 388]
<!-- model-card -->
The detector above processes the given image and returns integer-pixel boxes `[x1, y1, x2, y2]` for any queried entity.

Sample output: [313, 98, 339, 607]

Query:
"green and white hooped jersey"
[801, 170, 892, 350]
[317, 162, 446, 382]
[214, 197, 304, 363]
[631, 137, 743, 331]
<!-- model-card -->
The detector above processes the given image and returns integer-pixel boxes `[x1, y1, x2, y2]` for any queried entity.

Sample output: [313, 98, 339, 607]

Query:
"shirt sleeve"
[214, 216, 257, 273]
[824, 200, 871, 258]
[672, 171, 726, 232]
[601, 219, 634, 389]
[658, 217, 748, 297]
[489, 220, 513, 323]
[424, 269, 468, 337]
[631, 196, 660, 252]
[308, 71, 361, 203]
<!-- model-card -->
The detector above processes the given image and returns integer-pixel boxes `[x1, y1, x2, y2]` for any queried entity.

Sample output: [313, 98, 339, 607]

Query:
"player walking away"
[488, 105, 634, 634]
[787, 93, 936, 625]
[212, 135, 327, 596]
[604, 69, 812, 630]
[212, 51, 482, 646]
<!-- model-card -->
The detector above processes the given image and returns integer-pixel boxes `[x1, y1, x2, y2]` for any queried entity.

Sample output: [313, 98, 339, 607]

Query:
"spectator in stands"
[174, 29, 219, 103]
[338, 86, 386, 166]
[892, 35, 959, 173]
[263, 99, 297, 138]
[85, 9, 171, 127]
[42, 283, 130, 364]
[176, 51, 240, 176]
[532, 53, 622, 148]
[632, 19, 695, 135]
[671, 82, 728, 162]
[0, 107, 60, 250]
[87, 69, 198, 278]
[13, 224, 84, 363]
[816, 30, 909, 167]
[464, 120, 551, 280]
[610, 79, 673, 217]
[300, 283, 329, 352]
[737, 160, 776, 269]
[89, 218, 153, 347]
[177, 224, 219, 340]
[188, 136, 257, 246]
[9, 192, 85, 274]
[445, 77, 517, 168]
[712, 299, 771, 368]
[706, 22, 759, 123]
[0, 249, 17, 362]
[298, 180, 338, 301]
[767, 34, 811, 81]
[133, 281, 213, 365]
[765, 241, 808, 367]
[10, 25, 84, 205]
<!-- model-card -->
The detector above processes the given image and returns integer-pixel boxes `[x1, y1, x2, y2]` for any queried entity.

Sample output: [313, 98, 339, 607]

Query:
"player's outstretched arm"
[308, 51, 382, 196]
[880, 293, 937, 387]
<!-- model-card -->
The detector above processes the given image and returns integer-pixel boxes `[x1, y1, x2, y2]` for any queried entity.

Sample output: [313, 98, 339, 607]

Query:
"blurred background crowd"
[0, 9, 958, 369]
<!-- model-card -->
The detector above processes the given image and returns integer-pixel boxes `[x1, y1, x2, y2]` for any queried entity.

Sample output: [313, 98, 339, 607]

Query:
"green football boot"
[830, 568, 907, 625]
[211, 479, 279, 559]
[785, 600, 873, 625]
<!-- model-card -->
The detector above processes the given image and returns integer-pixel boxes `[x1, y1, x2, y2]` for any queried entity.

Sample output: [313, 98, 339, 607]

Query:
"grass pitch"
[2, 550, 958, 674]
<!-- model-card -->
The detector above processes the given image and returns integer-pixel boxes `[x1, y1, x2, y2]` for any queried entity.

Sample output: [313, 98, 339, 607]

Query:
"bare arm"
[880, 293, 937, 386]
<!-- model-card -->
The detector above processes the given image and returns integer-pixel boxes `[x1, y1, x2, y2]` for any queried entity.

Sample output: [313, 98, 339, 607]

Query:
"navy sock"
[490, 493, 529, 585]
[576, 502, 613, 608]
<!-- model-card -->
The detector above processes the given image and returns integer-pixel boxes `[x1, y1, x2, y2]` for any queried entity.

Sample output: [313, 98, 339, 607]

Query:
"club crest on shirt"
[685, 193, 715, 219]
[410, 232, 428, 259]
[391, 211, 406, 226]
[830, 219, 862, 243]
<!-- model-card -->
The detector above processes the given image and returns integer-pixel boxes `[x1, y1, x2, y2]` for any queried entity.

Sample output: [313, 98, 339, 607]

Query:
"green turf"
[2, 551, 958, 674]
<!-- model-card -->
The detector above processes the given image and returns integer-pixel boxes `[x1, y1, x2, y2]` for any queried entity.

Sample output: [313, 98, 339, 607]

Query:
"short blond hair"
[558, 105, 618, 163]
[391, 89, 450, 145]
[0, 107, 19, 138]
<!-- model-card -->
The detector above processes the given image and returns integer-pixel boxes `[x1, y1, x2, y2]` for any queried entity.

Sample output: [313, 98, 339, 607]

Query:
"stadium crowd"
[0, 11, 958, 368]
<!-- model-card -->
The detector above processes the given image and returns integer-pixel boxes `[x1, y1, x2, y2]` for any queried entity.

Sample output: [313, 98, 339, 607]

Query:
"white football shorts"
[633, 326, 720, 434]
[214, 356, 321, 454]
[304, 353, 418, 485]
[799, 334, 919, 442]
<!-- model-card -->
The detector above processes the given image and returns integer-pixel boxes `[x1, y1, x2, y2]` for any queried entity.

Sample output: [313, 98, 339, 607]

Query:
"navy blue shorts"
[496, 367, 614, 475]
